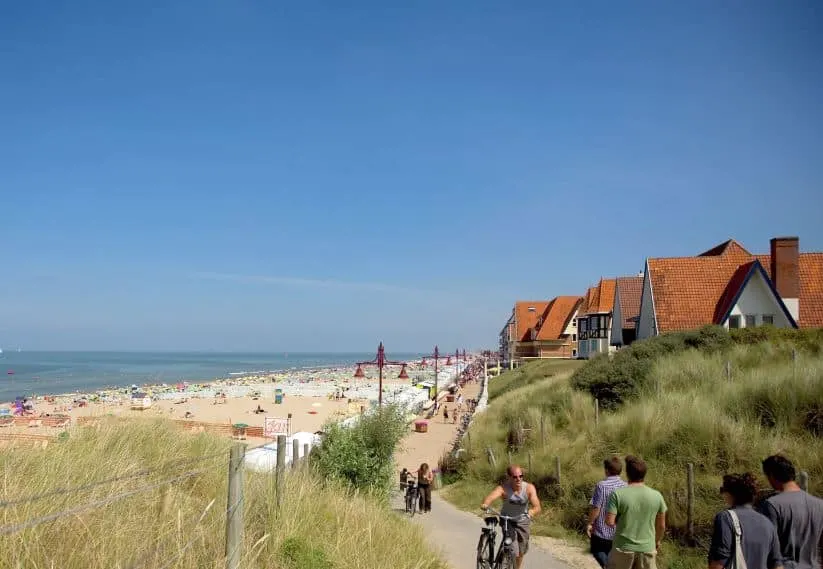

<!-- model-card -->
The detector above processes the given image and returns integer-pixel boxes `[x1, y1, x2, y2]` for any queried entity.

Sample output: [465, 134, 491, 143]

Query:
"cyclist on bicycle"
[480, 465, 541, 569]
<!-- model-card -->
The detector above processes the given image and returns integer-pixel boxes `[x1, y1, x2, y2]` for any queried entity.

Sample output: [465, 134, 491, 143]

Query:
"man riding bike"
[480, 465, 541, 569]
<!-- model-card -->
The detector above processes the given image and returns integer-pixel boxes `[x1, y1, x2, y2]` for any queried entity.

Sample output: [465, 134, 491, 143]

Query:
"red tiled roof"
[649, 240, 823, 332]
[514, 301, 550, 342]
[579, 279, 616, 315]
[713, 261, 757, 324]
[616, 276, 643, 329]
[755, 253, 823, 328]
[536, 296, 584, 341]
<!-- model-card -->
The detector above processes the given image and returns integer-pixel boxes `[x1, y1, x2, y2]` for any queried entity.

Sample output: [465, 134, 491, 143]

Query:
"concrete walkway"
[401, 492, 571, 569]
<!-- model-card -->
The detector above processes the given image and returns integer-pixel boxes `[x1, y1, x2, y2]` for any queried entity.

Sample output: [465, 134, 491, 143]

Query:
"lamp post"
[420, 346, 456, 401]
[353, 342, 409, 408]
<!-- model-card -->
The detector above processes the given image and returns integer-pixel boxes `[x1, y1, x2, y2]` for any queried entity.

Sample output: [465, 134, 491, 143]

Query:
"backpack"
[727, 509, 748, 569]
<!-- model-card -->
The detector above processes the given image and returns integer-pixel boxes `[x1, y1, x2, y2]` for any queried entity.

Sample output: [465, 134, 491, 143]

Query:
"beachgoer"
[709, 472, 783, 569]
[587, 456, 627, 567]
[480, 464, 541, 569]
[759, 455, 823, 569]
[443, 406, 449, 423]
[417, 463, 434, 513]
[605, 455, 667, 569]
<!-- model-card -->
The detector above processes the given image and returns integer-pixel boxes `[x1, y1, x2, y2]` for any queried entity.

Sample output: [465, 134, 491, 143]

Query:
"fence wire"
[0, 469, 206, 536]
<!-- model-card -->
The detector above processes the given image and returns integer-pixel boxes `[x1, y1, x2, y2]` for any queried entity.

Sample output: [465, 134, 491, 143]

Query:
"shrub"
[311, 404, 408, 499]
[570, 326, 823, 408]
[279, 536, 333, 569]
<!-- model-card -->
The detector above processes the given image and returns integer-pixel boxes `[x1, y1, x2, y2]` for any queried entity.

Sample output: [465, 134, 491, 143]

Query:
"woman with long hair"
[417, 462, 434, 513]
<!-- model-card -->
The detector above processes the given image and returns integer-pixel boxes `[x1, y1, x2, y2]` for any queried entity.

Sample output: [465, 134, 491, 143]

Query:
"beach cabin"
[130, 393, 153, 411]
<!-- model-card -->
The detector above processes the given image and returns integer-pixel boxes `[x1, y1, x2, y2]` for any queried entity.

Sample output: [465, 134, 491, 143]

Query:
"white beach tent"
[243, 431, 320, 473]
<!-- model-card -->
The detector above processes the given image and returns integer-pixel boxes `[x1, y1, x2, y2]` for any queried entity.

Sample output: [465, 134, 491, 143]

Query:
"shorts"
[507, 518, 531, 557]
[606, 548, 657, 569]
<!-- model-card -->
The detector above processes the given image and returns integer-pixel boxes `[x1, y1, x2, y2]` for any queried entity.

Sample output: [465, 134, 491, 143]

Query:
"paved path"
[398, 492, 572, 569]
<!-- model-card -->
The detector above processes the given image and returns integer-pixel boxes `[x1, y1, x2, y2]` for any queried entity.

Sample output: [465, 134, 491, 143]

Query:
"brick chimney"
[770, 236, 800, 321]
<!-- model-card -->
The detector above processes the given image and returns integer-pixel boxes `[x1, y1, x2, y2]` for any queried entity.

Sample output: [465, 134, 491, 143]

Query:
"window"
[728, 315, 741, 329]
[762, 314, 774, 325]
[572, 333, 577, 342]
[744, 314, 756, 328]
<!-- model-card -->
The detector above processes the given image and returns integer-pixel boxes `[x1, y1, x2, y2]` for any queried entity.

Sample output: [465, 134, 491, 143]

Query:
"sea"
[0, 351, 424, 401]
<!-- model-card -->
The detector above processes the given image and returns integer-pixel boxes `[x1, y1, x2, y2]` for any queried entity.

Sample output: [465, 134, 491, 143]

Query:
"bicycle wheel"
[409, 491, 418, 517]
[475, 533, 492, 569]
[498, 548, 516, 569]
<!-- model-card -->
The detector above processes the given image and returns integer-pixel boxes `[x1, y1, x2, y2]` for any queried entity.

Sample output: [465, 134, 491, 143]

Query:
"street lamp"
[353, 342, 408, 408]
[420, 345, 457, 401]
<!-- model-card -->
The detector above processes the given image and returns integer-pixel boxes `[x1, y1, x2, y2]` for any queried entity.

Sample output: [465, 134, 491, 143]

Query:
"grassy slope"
[0, 420, 446, 569]
[443, 347, 823, 569]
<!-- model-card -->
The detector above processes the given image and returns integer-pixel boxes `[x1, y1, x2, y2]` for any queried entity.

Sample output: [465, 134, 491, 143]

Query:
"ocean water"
[0, 351, 423, 401]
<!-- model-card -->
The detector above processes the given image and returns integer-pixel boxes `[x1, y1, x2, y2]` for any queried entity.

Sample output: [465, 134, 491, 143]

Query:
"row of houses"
[500, 236, 823, 362]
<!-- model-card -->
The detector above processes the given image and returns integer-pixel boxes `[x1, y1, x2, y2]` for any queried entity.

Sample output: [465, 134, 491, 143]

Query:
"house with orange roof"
[576, 278, 617, 359]
[610, 274, 644, 348]
[636, 236, 823, 340]
[500, 297, 583, 362]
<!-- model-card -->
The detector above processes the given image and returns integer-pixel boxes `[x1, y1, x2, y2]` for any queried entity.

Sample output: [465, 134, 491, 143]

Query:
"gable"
[713, 261, 797, 328]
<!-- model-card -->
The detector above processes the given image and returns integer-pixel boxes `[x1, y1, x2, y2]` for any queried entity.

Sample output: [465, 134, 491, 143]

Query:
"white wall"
[727, 270, 794, 328]
[636, 263, 657, 340]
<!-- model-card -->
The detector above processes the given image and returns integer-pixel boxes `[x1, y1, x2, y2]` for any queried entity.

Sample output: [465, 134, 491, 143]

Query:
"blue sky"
[1, 1, 821, 352]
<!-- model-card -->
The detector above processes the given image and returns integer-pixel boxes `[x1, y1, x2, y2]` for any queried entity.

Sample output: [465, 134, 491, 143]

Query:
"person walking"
[759, 455, 823, 569]
[480, 464, 541, 569]
[417, 462, 434, 513]
[588, 456, 628, 567]
[605, 455, 667, 569]
[708, 473, 783, 569]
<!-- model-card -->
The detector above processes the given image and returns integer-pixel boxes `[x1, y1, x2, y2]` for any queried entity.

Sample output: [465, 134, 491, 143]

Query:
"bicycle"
[476, 507, 522, 569]
[404, 478, 419, 517]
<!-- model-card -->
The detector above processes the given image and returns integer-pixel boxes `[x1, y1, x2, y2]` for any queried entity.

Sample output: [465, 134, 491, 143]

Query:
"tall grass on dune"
[444, 338, 823, 569]
[0, 420, 445, 569]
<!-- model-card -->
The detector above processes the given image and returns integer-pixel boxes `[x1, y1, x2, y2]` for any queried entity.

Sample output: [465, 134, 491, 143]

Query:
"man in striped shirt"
[587, 456, 628, 567]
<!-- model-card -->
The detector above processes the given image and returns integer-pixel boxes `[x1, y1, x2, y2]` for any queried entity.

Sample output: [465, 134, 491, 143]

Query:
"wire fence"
[0, 437, 298, 569]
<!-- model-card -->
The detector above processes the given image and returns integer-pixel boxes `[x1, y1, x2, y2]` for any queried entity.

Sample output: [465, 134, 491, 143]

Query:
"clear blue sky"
[1, 1, 821, 352]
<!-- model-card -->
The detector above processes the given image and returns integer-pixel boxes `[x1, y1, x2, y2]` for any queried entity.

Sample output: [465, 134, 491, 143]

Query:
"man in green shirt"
[605, 455, 667, 569]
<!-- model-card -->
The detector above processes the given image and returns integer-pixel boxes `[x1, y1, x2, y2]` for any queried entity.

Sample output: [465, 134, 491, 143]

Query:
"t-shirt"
[759, 490, 823, 569]
[606, 484, 667, 553]
[708, 506, 782, 569]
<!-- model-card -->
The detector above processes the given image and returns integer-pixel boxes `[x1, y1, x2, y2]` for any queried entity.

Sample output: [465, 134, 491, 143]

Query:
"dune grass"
[443, 342, 823, 569]
[0, 419, 446, 569]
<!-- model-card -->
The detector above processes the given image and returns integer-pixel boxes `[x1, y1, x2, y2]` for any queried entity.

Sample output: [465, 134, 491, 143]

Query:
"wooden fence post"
[540, 415, 546, 448]
[303, 443, 310, 467]
[507, 450, 513, 466]
[527, 451, 532, 474]
[555, 456, 561, 485]
[292, 438, 300, 468]
[226, 443, 246, 569]
[792, 349, 797, 380]
[486, 448, 497, 468]
[686, 463, 695, 544]
[726, 360, 731, 382]
[276, 435, 286, 510]
[799, 470, 809, 492]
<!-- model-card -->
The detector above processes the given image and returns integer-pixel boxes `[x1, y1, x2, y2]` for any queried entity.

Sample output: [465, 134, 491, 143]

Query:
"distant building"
[576, 278, 617, 359]
[610, 274, 644, 348]
[500, 297, 583, 363]
[636, 236, 823, 340]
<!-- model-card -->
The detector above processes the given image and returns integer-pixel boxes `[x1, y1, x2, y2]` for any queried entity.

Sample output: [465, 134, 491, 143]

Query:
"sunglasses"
[511, 474, 524, 479]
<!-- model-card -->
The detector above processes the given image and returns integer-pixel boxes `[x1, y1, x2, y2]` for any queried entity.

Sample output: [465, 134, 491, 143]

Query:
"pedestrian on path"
[587, 456, 627, 567]
[759, 455, 823, 569]
[417, 463, 434, 513]
[708, 472, 783, 569]
[605, 455, 667, 569]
